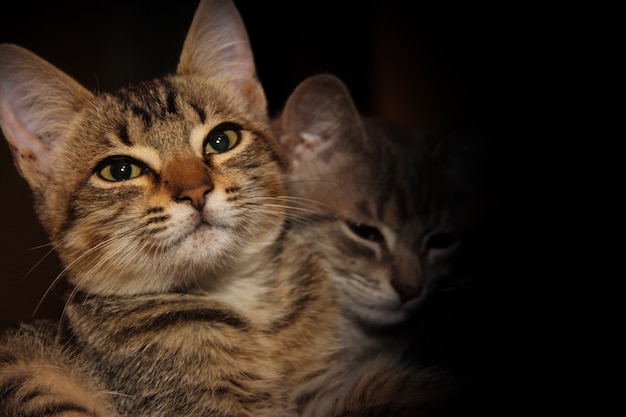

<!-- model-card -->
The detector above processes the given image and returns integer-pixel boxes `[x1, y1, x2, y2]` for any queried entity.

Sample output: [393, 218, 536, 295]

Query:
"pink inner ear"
[290, 131, 323, 168]
[0, 102, 51, 183]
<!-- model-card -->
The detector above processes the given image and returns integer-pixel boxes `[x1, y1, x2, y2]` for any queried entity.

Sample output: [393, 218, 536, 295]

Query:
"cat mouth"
[198, 215, 231, 230]
[193, 219, 222, 233]
[174, 219, 218, 245]
[191, 217, 232, 234]
[199, 219, 213, 228]
[197, 207, 233, 228]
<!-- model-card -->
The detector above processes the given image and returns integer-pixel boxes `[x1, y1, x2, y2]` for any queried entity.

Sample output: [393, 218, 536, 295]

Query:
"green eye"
[204, 127, 240, 154]
[97, 157, 145, 182]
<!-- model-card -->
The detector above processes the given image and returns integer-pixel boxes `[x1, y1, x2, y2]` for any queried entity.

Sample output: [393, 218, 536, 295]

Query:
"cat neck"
[62, 226, 341, 331]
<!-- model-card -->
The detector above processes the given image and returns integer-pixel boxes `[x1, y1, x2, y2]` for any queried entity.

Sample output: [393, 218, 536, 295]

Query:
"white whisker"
[23, 245, 57, 279]
[37, 224, 144, 318]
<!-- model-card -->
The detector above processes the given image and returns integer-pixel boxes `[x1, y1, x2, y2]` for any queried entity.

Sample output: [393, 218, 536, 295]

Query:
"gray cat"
[275, 73, 502, 416]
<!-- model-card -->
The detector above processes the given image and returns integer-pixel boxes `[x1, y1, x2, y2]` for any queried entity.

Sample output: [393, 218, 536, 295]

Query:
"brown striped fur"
[0, 1, 464, 416]
[275, 74, 463, 342]
[0, 1, 347, 415]
[274, 74, 491, 416]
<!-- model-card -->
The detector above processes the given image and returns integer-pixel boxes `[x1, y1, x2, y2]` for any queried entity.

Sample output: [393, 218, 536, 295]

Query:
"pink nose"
[391, 248, 423, 302]
[176, 183, 213, 211]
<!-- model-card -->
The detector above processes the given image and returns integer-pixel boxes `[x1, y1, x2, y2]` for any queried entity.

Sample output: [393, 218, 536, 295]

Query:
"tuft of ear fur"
[0, 44, 94, 195]
[177, 0, 266, 119]
[279, 74, 367, 170]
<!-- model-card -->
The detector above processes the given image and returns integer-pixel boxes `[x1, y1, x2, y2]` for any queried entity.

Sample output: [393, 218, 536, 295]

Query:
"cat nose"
[391, 278, 421, 303]
[164, 158, 213, 211]
[391, 248, 423, 302]
[176, 183, 213, 211]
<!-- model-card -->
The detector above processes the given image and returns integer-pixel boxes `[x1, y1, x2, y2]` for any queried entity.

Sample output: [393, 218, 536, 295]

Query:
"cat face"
[276, 74, 460, 326]
[0, 0, 287, 296]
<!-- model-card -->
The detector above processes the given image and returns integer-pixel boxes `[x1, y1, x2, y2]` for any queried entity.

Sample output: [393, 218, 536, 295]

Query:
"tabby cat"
[0, 0, 335, 415]
[274, 73, 491, 416]
[275, 73, 465, 351]
[0, 1, 458, 416]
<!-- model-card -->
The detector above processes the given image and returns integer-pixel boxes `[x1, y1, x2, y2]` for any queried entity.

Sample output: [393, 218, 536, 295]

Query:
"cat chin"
[176, 221, 230, 246]
[348, 300, 417, 327]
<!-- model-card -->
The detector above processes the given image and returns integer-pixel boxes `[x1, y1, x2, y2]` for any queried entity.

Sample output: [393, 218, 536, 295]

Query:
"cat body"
[0, 1, 478, 415]
[0, 1, 349, 415]
[275, 74, 462, 348]
[274, 74, 495, 416]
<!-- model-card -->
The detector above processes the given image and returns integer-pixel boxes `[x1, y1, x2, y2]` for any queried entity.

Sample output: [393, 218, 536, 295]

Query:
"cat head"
[275, 74, 462, 327]
[0, 0, 287, 296]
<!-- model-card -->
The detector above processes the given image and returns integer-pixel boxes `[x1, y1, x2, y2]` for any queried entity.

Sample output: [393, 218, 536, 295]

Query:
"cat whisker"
[58, 231, 147, 334]
[239, 195, 327, 227]
[23, 244, 58, 279]
[247, 195, 331, 215]
[278, 196, 332, 211]
[35, 224, 145, 318]
[60, 274, 94, 335]
[237, 206, 286, 233]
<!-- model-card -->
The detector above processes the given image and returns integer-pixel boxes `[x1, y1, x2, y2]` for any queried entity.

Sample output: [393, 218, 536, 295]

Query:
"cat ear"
[0, 44, 94, 194]
[177, 0, 266, 118]
[279, 73, 366, 169]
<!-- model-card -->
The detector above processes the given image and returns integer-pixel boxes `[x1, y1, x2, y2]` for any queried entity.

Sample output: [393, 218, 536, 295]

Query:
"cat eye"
[204, 125, 241, 155]
[347, 222, 385, 243]
[96, 156, 147, 182]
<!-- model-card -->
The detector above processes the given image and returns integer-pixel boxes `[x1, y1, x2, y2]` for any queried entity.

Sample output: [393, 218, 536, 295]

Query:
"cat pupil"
[211, 134, 229, 152]
[111, 161, 133, 180]
[97, 157, 143, 182]
[205, 128, 239, 154]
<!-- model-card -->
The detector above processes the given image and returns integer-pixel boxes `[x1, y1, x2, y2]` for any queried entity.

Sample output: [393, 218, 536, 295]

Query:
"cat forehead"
[50, 77, 250, 174]
[81, 77, 242, 144]
[347, 163, 428, 224]
[111, 77, 232, 120]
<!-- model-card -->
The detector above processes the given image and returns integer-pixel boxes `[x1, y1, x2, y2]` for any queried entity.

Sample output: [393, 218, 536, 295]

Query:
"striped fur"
[274, 74, 488, 416]
[0, 1, 348, 416]
[0, 321, 116, 417]
[275, 74, 464, 339]
[0, 2, 469, 416]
